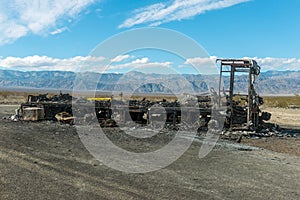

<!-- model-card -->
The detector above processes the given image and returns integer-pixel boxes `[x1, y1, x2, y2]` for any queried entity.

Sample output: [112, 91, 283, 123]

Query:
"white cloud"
[131, 57, 149, 64]
[111, 54, 131, 63]
[108, 57, 172, 71]
[0, 55, 172, 72]
[119, 0, 250, 28]
[183, 56, 218, 74]
[185, 56, 300, 72]
[248, 57, 300, 71]
[0, 0, 95, 45]
[50, 27, 69, 35]
[185, 56, 217, 66]
[0, 55, 171, 73]
[0, 55, 105, 71]
[1, 55, 299, 73]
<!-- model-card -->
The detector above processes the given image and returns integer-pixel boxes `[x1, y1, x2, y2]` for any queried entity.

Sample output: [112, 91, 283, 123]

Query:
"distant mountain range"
[0, 69, 300, 95]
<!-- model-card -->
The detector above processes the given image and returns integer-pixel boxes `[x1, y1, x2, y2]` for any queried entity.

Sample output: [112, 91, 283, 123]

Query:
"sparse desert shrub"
[0, 91, 11, 99]
[263, 96, 300, 108]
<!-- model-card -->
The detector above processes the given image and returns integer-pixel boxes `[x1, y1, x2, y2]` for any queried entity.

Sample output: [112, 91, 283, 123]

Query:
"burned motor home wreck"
[15, 59, 271, 132]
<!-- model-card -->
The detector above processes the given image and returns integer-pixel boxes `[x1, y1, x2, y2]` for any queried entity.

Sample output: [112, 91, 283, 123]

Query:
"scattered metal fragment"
[22, 107, 45, 121]
[55, 112, 75, 124]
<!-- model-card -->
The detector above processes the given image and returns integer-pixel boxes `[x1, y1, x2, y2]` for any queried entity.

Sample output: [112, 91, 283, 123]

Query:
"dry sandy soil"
[241, 107, 300, 156]
[262, 107, 300, 128]
[0, 105, 299, 200]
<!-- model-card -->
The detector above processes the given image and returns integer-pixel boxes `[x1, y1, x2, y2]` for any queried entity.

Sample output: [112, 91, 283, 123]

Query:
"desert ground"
[241, 106, 300, 156]
[0, 94, 300, 199]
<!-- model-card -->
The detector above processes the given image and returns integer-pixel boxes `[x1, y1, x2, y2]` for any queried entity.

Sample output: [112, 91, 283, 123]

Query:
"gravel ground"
[1, 105, 300, 200]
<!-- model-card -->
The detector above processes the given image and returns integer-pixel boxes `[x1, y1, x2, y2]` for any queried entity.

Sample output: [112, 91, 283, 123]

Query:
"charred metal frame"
[217, 59, 261, 130]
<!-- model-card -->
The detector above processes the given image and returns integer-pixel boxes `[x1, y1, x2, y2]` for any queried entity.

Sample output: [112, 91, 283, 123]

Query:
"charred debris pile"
[11, 92, 275, 134]
[5, 59, 289, 139]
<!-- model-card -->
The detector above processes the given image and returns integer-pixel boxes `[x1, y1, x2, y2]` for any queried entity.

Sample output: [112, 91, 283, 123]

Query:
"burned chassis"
[73, 98, 214, 129]
[19, 59, 270, 131]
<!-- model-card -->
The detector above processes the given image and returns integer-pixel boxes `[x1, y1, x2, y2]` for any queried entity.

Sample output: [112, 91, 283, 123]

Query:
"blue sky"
[0, 0, 299, 73]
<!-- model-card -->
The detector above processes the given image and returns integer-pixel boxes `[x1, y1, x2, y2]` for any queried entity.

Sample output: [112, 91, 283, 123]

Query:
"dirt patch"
[262, 107, 300, 128]
[235, 107, 300, 156]
[242, 137, 300, 156]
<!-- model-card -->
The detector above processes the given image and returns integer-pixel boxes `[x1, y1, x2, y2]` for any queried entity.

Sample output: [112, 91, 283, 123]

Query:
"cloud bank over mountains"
[0, 55, 299, 73]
